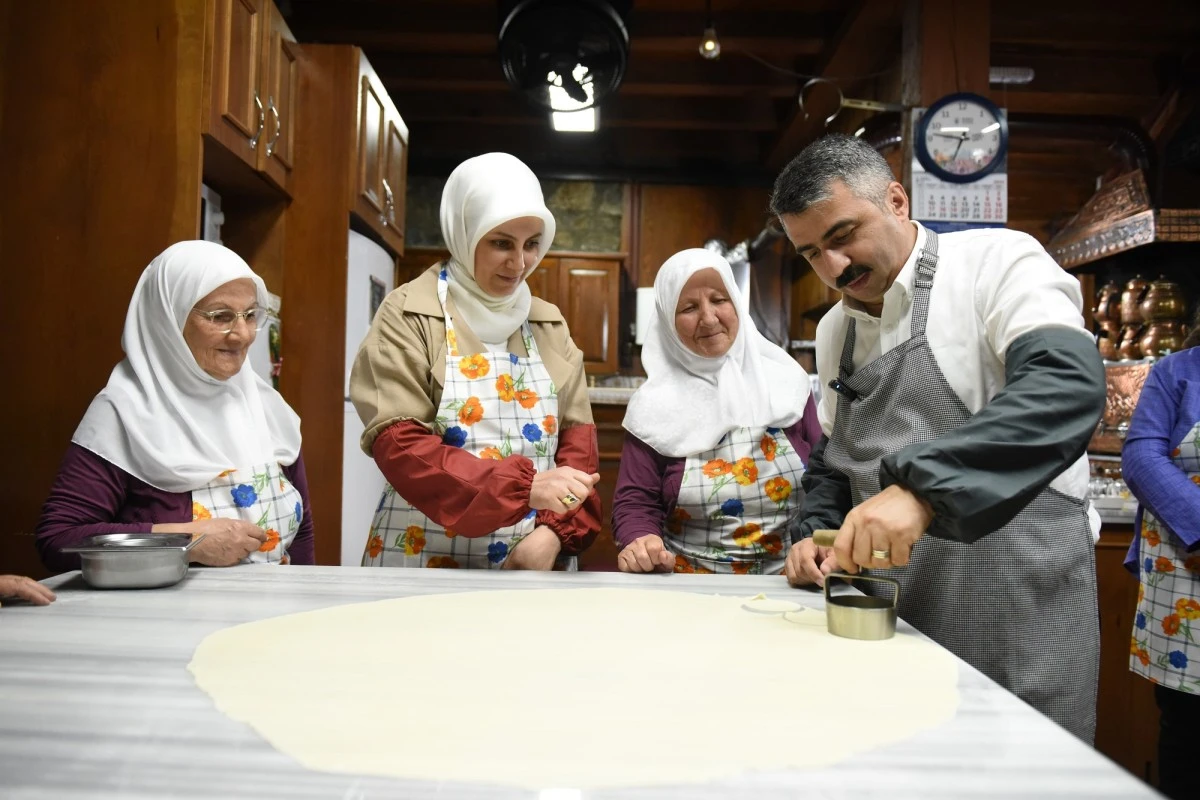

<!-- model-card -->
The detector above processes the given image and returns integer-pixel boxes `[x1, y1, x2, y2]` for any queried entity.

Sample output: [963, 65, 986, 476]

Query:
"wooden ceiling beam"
[393, 89, 778, 131]
[764, 0, 905, 171]
[999, 90, 1158, 119]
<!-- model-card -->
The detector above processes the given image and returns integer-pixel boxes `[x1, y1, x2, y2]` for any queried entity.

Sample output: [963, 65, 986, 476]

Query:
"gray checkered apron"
[823, 230, 1099, 742]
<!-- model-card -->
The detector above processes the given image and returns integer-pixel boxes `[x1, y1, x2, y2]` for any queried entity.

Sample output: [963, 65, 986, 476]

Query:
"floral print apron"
[190, 462, 304, 564]
[664, 426, 806, 575]
[1131, 417, 1200, 692]
[363, 267, 567, 569]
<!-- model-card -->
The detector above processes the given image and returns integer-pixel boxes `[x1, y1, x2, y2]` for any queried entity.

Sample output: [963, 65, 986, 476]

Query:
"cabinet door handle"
[249, 91, 265, 149]
[265, 96, 282, 158]
[380, 178, 394, 227]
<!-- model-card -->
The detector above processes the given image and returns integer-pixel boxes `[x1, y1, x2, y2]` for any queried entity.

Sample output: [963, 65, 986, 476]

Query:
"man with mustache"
[773, 134, 1106, 742]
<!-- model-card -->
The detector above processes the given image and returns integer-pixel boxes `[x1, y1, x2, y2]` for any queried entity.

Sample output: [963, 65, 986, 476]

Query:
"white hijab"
[439, 152, 556, 343]
[624, 249, 811, 458]
[72, 241, 302, 492]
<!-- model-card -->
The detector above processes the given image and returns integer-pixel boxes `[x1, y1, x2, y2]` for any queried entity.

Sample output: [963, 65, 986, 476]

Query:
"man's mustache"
[836, 265, 870, 289]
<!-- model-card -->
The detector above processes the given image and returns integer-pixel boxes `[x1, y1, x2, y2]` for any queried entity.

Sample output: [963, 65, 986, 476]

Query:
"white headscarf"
[72, 241, 302, 492]
[439, 152, 556, 343]
[623, 249, 811, 458]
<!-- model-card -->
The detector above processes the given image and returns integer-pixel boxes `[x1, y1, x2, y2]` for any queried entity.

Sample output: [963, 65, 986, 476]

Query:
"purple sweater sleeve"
[783, 396, 822, 464]
[36, 444, 318, 573]
[282, 454, 316, 565]
[36, 444, 177, 574]
[1122, 351, 1200, 558]
[611, 433, 676, 549]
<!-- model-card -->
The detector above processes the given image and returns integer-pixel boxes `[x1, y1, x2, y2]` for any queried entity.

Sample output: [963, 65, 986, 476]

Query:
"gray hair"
[769, 133, 894, 217]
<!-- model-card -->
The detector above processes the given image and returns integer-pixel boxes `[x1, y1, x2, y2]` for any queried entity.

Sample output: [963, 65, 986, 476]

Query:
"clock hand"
[932, 132, 970, 140]
[951, 137, 965, 161]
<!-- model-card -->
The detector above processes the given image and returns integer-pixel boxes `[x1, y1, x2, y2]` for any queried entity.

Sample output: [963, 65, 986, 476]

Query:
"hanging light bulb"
[698, 0, 720, 60]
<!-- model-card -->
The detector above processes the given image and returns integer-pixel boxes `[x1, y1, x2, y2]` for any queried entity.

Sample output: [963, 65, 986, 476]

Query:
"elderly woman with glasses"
[36, 241, 313, 572]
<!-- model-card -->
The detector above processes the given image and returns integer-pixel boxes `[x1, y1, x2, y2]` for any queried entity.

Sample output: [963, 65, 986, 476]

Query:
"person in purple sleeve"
[36, 241, 314, 573]
[1122, 308, 1200, 800]
[612, 248, 822, 575]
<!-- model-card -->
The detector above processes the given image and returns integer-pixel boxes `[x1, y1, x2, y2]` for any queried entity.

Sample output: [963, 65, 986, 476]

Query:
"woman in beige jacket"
[350, 153, 600, 570]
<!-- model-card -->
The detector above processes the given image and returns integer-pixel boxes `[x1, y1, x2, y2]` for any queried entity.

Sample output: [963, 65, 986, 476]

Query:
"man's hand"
[617, 535, 675, 573]
[832, 484, 933, 573]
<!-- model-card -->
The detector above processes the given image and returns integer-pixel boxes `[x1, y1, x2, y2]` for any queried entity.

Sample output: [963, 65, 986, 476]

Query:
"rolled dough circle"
[188, 588, 959, 789]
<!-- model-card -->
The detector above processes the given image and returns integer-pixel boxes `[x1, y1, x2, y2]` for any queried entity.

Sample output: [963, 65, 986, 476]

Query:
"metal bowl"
[61, 533, 204, 589]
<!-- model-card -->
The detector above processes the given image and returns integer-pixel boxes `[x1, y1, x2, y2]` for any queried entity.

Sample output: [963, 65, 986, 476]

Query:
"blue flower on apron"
[1169, 651, 1188, 669]
[522, 423, 542, 443]
[1136, 612, 1146, 630]
[294, 502, 302, 523]
[509, 353, 520, 365]
[231, 484, 258, 508]
[487, 541, 508, 564]
[443, 426, 468, 447]
[720, 498, 744, 517]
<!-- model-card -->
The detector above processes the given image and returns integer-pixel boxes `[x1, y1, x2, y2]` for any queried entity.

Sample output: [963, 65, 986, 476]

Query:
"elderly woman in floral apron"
[612, 249, 821, 575]
[37, 241, 313, 572]
[1122, 323, 1200, 800]
[350, 153, 601, 570]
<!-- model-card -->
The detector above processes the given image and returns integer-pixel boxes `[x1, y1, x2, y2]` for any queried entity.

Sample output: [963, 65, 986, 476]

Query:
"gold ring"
[561, 493, 579, 506]
[871, 549, 889, 560]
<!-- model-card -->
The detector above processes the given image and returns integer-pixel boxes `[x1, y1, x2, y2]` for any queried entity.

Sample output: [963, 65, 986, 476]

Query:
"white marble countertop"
[0, 567, 1158, 799]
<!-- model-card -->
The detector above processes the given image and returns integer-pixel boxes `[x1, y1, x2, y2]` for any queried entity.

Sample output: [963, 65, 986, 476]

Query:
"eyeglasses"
[191, 307, 266, 334]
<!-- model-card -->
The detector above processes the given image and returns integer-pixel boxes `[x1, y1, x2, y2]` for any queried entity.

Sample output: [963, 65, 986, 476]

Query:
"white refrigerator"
[341, 230, 395, 565]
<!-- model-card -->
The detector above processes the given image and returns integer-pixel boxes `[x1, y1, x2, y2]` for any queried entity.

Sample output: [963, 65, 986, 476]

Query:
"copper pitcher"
[1141, 320, 1189, 357]
[1140, 277, 1188, 321]
[1094, 281, 1121, 323]
[1118, 324, 1144, 360]
[1120, 276, 1149, 324]
[1097, 320, 1120, 360]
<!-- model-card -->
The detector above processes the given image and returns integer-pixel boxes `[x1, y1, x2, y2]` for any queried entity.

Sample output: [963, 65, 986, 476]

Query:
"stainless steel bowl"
[61, 533, 204, 589]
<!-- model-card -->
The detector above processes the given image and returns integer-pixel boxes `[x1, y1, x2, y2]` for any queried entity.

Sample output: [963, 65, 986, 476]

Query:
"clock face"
[922, 98, 1004, 177]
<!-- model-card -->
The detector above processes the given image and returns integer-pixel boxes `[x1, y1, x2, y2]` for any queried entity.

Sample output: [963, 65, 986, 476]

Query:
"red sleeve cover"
[371, 420, 537, 537]
[535, 423, 601, 556]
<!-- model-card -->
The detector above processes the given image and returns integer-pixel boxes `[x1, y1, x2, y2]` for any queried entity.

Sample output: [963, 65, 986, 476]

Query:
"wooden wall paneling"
[279, 44, 359, 566]
[0, 0, 207, 576]
[1094, 524, 1160, 785]
[216, 194, 287, 297]
[395, 246, 447, 288]
[559, 258, 621, 374]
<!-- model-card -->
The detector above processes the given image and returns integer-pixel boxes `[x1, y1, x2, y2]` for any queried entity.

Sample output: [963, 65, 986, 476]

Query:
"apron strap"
[909, 229, 940, 338]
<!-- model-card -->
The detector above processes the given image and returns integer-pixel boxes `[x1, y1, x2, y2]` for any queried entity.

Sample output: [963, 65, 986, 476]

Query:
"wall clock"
[915, 92, 1008, 183]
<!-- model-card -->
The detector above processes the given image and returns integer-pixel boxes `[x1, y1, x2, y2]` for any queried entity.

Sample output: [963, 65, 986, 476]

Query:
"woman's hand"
[0, 575, 56, 606]
[784, 538, 837, 587]
[529, 467, 600, 514]
[153, 519, 267, 566]
[503, 525, 562, 571]
[617, 534, 675, 573]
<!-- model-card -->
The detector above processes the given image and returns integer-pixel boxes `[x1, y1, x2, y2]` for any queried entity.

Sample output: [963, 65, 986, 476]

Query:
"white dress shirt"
[814, 221, 1100, 535]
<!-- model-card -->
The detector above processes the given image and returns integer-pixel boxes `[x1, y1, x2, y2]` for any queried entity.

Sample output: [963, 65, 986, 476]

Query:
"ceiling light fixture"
[549, 64, 598, 132]
[698, 0, 720, 60]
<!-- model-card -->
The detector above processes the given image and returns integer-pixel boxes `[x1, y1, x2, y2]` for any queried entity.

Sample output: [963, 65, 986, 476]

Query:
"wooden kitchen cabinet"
[531, 256, 622, 375]
[353, 53, 408, 254]
[205, 0, 299, 195]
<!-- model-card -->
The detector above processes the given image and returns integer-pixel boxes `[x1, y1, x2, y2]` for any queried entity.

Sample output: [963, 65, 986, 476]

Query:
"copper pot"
[1139, 277, 1188, 321]
[1096, 320, 1121, 360]
[1094, 281, 1121, 323]
[1118, 324, 1144, 360]
[1141, 320, 1189, 357]
[1120, 276, 1149, 324]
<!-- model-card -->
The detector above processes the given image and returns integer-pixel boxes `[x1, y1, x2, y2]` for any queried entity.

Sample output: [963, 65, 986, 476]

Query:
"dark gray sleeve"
[879, 327, 1106, 543]
[793, 434, 852, 540]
